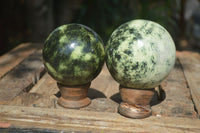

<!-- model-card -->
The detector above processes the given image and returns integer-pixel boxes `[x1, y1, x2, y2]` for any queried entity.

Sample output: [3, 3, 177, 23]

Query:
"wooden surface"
[178, 51, 200, 116]
[0, 43, 41, 78]
[1, 105, 200, 133]
[0, 50, 45, 103]
[0, 43, 200, 132]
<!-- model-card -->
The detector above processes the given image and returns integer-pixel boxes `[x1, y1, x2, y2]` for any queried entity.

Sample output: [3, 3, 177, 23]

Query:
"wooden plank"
[81, 64, 119, 112]
[29, 64, 119, 98]
[0, 105, 200, 132]
[8, 73, 57, 108]
[152, 58, 197, 118]
[0, 50, 45, 103]
[9, 56, 197, 117]
[10, 72, 119, 113]
[13, 64, 119, 112]
[90, 64, 119, 98]
[177, 51, 200, 116]
[0, 43, 41, 78]
[30, 73, 58, 95]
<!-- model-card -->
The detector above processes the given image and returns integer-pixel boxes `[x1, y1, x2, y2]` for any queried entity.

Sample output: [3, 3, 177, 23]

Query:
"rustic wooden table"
[0, 43, 200, 132]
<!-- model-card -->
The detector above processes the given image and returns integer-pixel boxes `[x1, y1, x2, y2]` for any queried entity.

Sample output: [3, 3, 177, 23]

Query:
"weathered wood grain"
[2, 50, 199, 132]
[0, 43, 41, 78]
[90, 64, 119, 98]
[0, 50, 45, 103]
[152, 58, 197, 118]
[8, 73, 57, 108]
[9, 57, 197, 117]
[0, 105, 200, 133]
[30, 73, 58, 95]
[10, 72, 119, 113]
[178, 51, 200, 116]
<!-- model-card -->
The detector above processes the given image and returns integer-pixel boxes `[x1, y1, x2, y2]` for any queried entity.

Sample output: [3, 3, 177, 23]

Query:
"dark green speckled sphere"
[43, 24, 105, 86]
[106, 19, 176, 89]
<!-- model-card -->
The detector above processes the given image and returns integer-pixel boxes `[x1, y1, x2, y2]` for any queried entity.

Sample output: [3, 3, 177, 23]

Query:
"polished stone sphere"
[106, 19, 176, 89]
[43, 24, 105, 86]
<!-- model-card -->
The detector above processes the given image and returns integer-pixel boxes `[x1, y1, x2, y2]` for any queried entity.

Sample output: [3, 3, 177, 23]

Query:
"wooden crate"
[0, 43, 200, 133]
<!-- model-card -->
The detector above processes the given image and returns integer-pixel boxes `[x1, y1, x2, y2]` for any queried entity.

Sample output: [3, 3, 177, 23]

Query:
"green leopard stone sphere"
[106, 19, 176, 89]
[43, 24, 105, 86]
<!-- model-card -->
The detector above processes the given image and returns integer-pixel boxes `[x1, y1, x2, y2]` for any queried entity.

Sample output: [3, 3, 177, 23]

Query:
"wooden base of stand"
[57, 82, 91, 109]
[118, 86, 155, 119]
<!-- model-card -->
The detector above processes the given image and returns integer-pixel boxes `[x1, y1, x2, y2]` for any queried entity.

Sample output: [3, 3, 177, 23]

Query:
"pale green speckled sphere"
[106, 19, 176, 89]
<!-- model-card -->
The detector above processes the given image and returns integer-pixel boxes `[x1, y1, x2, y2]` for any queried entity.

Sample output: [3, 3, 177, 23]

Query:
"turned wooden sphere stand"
[57, 82, 91, 109]
[118, 85, 155, 119]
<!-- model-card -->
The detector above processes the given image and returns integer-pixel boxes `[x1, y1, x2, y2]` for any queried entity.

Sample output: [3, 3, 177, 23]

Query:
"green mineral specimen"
[106, 19, 176, 89]
[43, 24, 105, 86]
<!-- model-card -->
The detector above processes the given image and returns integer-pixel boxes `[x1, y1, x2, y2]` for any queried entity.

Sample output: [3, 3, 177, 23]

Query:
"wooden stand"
[118, 86, 155, 119]
[57, 82, 91, 109]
